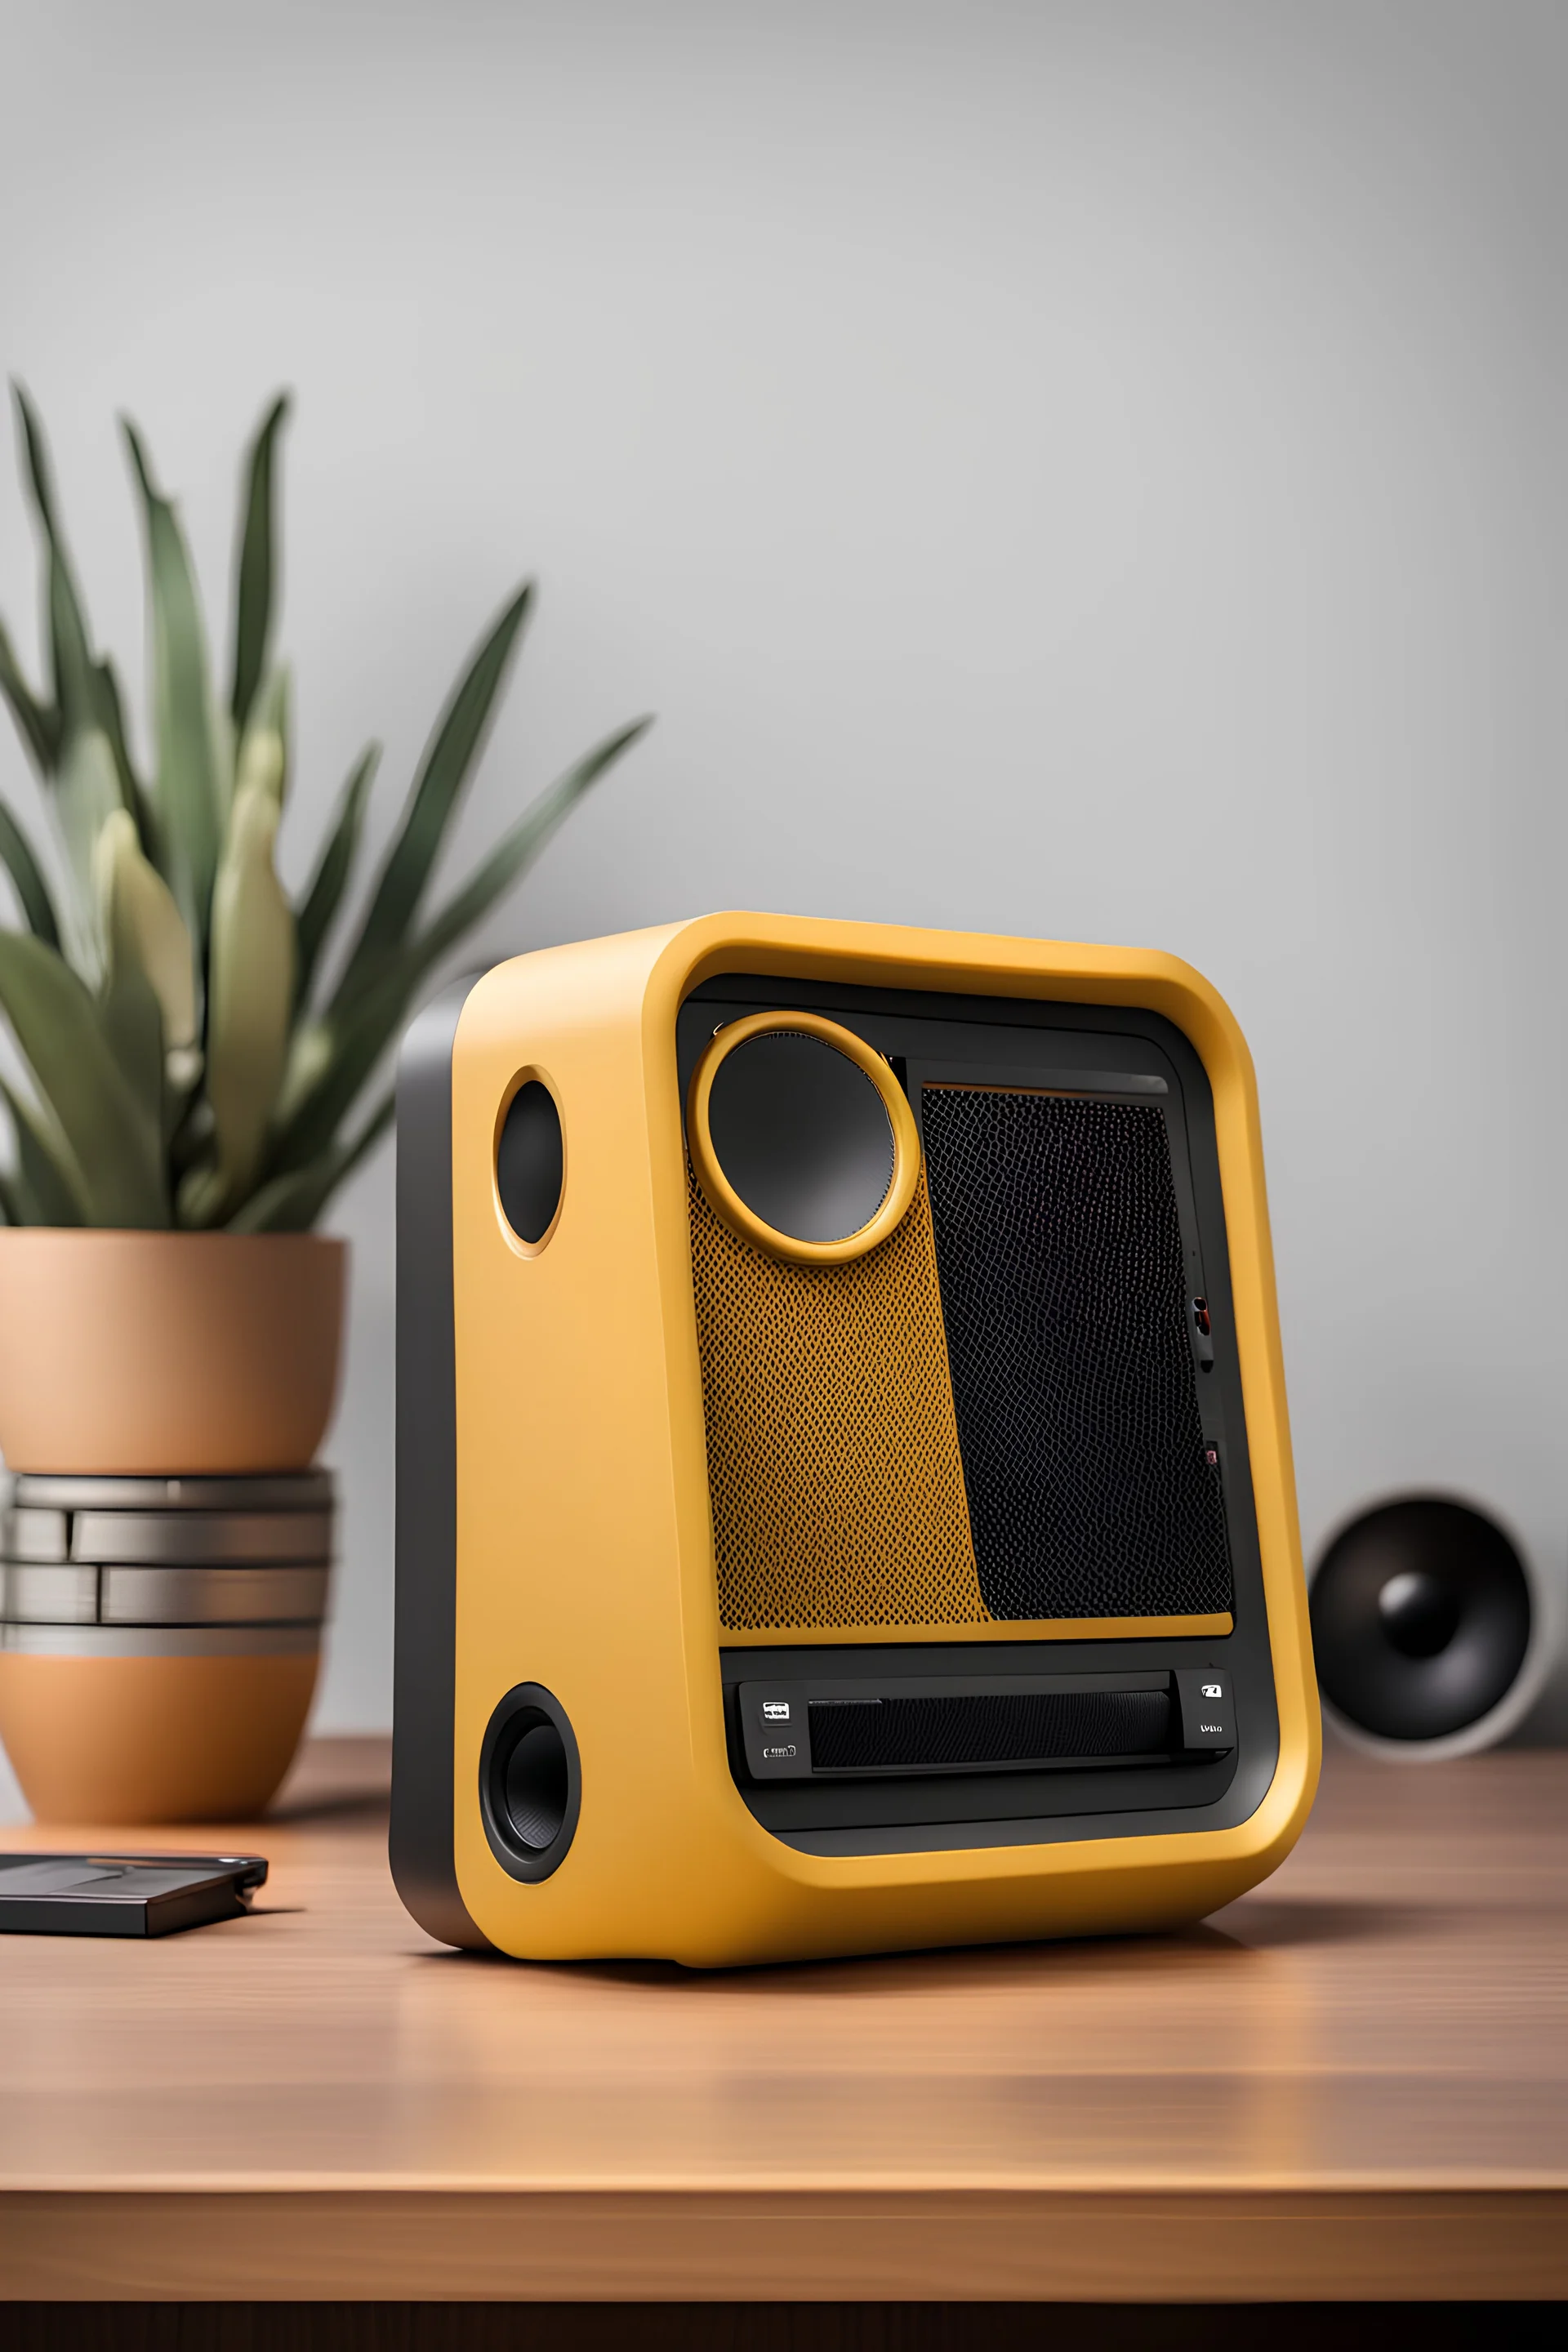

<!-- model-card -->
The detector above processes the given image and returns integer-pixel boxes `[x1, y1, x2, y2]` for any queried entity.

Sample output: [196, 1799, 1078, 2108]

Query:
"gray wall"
[2, 0, 1565, 1761]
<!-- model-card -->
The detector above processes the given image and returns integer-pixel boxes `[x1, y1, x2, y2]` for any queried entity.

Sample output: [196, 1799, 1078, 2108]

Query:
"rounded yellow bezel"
[491, 1067, 566, 1260]
[685, 1009, 920, 1265]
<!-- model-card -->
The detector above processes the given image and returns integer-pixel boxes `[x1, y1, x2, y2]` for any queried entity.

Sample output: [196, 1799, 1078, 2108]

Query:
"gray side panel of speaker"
[389, 978, 492, 1951]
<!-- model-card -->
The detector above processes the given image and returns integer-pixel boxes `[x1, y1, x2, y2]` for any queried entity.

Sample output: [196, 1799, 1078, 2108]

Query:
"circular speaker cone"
[501, 1720, 569, 1850]
[496, 1080, 564, 1246]
[479, 1683, 581, 1881]
[1311, 1497, 1532, 1745]
[688, 1010, 920, 1263]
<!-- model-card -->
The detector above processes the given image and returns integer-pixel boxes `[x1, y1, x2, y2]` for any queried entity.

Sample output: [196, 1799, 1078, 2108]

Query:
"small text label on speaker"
[1174, 1669, 1236, 1753]
[739, 1684, 815, 1778]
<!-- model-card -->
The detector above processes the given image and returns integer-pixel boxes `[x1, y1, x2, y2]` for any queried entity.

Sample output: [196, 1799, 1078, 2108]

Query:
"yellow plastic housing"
[447, 913, 1320, 1966]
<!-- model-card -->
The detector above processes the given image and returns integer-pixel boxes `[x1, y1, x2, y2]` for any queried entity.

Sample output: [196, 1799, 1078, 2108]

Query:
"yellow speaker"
[390, 914, 1319, 1965]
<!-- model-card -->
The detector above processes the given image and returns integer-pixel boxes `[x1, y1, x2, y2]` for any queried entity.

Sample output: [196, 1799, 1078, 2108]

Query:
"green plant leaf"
[90, 653, 147, 819]
[47, 560, 96, 741]
[229, 394, 289, 737]
[411, 716, 651, 972]
[175, 1161, 224, 1229]
[0, 616, 60, 773]
[228, 1088, 394, 1234]
[11, 381, 65, 541]
[271, 716, 648, 1173]
[0, 1072, 88, 1224]
[234, 662, 290, 812]
[167, 1091, 217, 1224]
[0, 795, 63, 948]
[82, 650, 159, 866]
[270, 964, 425, 1177]
[0, 929, 167, 1226]
[11, 390, 146, 851]
[122, 417, 226, 946]
[292, 740, 378, 1012]
[206, 777, 296, 1212]
[97, 957, 165, 1147]
[12, 384, 106, 754]
[52, 727, 122, 978]
[169, 1084, 214, 1165]
[0, 1160, 37, 1223]
[328, 584, 532, 1018]
[94, 807, 198, 1058]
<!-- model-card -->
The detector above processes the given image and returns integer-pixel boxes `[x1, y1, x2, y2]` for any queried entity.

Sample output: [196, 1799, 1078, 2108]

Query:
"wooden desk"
[0, 1738, 1563, 2307]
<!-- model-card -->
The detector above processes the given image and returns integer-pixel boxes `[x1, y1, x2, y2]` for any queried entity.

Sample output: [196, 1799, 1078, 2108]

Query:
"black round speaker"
[479, 1683, 581, 1881]
[706, 1027, 895, 1245]
[1311, 1497, 1534, 1749]
[497, 1080, 564, 1245]
[501, 1722, 569, 1850]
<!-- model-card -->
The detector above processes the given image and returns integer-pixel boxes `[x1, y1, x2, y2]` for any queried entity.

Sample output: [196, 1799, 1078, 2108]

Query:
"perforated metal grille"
[808, 1687, 1173, 1772]
[689, 1165, 987, 1632]
[921, 1087, 1233, 1621]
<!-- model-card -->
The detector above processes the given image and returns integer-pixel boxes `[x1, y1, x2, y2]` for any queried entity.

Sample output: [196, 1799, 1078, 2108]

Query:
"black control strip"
[737, 1669, 1234, 1782]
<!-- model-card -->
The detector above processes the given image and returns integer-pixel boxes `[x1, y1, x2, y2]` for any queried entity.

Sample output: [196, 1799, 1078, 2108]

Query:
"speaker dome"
[709, 1029, 892, 1243]
[688, 1010, 920, 1263]
[1311, 1496, 1538, 1756]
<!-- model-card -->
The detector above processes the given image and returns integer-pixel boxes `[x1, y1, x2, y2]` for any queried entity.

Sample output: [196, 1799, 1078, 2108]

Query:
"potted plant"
[0, 388, 648, 1820]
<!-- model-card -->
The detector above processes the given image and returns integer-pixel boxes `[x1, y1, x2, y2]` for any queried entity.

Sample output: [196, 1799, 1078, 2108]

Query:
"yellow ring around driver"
[687, 1009, 921, 1266]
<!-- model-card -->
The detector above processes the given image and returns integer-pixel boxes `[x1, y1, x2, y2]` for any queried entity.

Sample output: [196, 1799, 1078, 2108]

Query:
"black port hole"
[497, 1080, 564, 1245]
[479, 1682, 581, 1882]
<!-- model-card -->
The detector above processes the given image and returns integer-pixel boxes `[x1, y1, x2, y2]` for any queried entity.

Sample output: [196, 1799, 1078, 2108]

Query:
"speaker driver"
[688, 1010, 920, 1264]
[478, 1682, 581, 1880]
[1310, 1495, 1545, 1759]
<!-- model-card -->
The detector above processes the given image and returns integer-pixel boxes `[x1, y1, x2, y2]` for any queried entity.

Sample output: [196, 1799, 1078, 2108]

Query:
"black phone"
[0, 1851, 268, 1936]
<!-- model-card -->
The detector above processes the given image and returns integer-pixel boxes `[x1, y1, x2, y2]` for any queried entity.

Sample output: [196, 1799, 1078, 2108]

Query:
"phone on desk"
[0, 1851, 267, 1936]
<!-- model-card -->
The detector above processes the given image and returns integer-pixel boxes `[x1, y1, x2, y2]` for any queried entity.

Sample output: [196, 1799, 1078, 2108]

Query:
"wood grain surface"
[0, 1735, 1564, 2302]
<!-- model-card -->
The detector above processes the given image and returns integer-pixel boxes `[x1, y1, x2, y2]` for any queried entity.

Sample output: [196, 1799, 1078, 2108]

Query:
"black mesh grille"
[807, 1688, 1173, 1772]
[921, 1087, 1233, 1622]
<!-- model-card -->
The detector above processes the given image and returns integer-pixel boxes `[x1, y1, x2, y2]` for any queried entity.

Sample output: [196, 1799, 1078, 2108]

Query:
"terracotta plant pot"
[0, 1230, 345, 1825]
[0, 1649, 320, 1824]
[0, 1230, 345, 1473]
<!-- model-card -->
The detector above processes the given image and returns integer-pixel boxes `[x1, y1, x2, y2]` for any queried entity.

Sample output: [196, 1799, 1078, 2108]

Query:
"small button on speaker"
[1311, 1495, 1542, 1757]
[479, 1683, 581, 1881]
[688, 1010, 920, 1263]
[496, 1080, 564, 1247]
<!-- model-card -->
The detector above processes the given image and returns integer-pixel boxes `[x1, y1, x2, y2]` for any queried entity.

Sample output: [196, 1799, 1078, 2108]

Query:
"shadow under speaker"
[1311, 1494, 1548, 1760]
[390, 914, 1320, 1965]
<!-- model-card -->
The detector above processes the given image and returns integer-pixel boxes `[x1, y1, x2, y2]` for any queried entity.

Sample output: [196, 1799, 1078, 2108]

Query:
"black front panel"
[732, 1666, 1236, 1786]
[680, 973, 1281, 1858]
[921, 1086, 1232, 1622]
[720, 1635, 1258, 1855]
